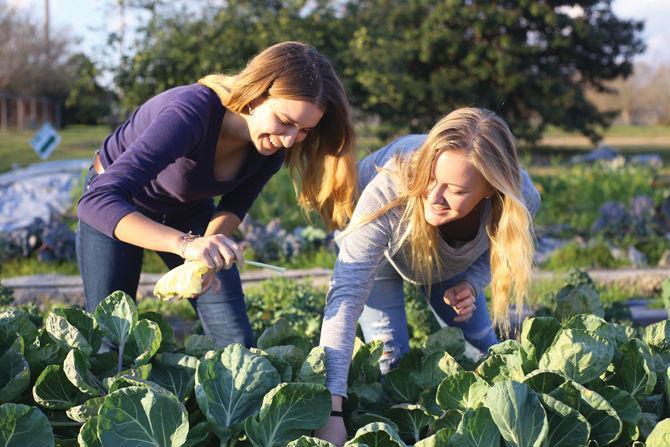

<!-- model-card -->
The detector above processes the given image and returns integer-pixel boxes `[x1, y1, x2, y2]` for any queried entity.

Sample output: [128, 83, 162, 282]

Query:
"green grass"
[0, 125, 109, 173]
[0, 250, 168, 278]
[536, 124, 670, 162]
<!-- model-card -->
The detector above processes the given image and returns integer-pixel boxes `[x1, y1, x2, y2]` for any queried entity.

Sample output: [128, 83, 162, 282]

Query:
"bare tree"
[588, 62, 670, 125]
[0, 1, 73, 98]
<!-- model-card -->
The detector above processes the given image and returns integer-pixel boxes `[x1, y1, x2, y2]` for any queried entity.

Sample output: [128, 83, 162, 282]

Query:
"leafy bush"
[535, 164, 664, 235]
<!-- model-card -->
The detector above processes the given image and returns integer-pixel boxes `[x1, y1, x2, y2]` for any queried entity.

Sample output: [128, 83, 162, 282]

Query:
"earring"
[247, 104, 254, 116]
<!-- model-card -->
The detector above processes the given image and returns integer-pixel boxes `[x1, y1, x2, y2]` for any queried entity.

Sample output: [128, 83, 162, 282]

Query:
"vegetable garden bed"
[2, 274, 670, 446]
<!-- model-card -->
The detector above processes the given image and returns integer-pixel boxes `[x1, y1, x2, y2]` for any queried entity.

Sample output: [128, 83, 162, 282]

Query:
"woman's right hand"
[182, 234, 244, 271]
[314, 416, 347, 447]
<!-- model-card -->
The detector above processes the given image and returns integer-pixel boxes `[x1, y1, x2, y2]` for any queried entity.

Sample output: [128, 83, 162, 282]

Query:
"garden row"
[2, 160, 670, 277]
[1, 273, 670, 446]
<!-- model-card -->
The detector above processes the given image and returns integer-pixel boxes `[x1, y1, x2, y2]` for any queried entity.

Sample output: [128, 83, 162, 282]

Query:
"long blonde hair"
[198, 41, 357, 230]
[352, 108, 534, 329]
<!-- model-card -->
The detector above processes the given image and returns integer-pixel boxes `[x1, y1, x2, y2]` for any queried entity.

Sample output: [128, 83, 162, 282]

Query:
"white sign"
[30, 123, 61, 160]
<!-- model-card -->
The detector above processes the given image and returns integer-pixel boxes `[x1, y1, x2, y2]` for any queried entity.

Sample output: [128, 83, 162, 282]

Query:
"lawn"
[536, 124, 670, 161]
[0, 125, 109, 173]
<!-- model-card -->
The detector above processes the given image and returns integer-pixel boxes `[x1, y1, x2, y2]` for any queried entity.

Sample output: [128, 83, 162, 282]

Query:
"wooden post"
[0, 96, 7, 132]
[17, 97, 24, 131]
[30, 97, 37, 126]
[54, 101, 61, 128]
[41, 98, 49, 124]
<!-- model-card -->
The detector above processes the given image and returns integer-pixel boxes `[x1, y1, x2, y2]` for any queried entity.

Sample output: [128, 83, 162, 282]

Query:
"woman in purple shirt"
[76, 41, 357, 349]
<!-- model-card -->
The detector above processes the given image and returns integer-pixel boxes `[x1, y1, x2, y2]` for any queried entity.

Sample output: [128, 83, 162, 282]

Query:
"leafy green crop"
[0, 277, 669, 446]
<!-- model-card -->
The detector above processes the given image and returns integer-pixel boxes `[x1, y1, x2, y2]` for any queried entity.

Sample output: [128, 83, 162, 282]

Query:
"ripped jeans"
[358, 261, 499, 373]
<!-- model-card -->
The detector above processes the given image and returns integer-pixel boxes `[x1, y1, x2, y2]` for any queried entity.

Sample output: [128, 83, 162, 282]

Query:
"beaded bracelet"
[179, 231, 201, 259]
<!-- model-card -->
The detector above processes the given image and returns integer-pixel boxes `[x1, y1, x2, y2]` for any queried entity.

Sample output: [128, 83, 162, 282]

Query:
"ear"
[484, 183, 496, 199]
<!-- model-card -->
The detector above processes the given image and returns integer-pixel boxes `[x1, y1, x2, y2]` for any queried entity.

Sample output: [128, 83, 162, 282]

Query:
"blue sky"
[10, 0, 670, 78]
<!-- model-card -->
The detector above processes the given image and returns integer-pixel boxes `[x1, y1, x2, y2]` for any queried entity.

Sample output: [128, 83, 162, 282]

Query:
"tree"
[114, 0, 347, 115]
[62, 53, 114, 125]
[340, 0, 645, 143]
[0, 1, 73, 99]
[112, 0, 645, 143]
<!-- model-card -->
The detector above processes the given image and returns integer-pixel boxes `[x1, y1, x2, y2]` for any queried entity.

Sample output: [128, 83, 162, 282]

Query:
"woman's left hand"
[443, 281, 477, 322]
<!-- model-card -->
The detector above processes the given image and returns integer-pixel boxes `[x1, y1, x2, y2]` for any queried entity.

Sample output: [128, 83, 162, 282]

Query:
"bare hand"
[182, 234, 244, 271]
[314, 416, 347, 447]
[443, 281, 477, 322]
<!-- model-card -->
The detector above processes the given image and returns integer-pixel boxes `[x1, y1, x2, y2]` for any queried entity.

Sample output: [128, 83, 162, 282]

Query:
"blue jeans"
[358, 261, 499, 373]
[76, 167, 253, 349]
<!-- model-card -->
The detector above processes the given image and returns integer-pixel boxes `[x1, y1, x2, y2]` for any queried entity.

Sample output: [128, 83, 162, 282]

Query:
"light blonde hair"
[198, 41, 357, 231]
[351, 108, 534, 330]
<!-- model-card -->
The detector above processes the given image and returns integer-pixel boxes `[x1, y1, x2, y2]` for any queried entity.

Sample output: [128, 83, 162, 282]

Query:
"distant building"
[0, 91, 61, 132]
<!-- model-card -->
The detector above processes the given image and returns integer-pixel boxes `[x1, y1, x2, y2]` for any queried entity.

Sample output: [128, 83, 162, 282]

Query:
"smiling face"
[245, 96, 324, 156]
[422, 150, 495, 227]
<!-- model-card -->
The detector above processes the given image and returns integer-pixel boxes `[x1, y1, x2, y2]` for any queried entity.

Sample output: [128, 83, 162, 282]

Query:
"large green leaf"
[97, 386, 188, 446]
[592, 385, 641, 445]
[93, 291, 137, 349]
[139, 311, 177, 352]
[643, 320, 670, 352]
[344, 422, 405, 447]
[124, 319, 162, 367]
[0, 403, 54, 446]
[414, 429, 452, 447]
[252, 347, 293, 383]
[184, 334, 215, 358]
[646, 418, 670, 447]
[77, 416, 101, 447]
[450, 406, 500, 447]
[0, 347, 30, 403]
[424, 327, 465, 360]
[194, 344, 280, 441]
[436, 371, 489, 412]
[538, 393, 589, 447]
[384, 404, 435, 443]
[475, 340, 525, 383]
[297, 347, 326, 386]
[539, 329, 613, 384]
[257, 318, 311, 355]
[520, 317, 561, 372]
[0, 309, 38, 350]
[264, 345, 306, 378]
[286, 436, 336, 447]
[549, 380, 622, 446]
[564, 312, 616, 339]
[349, 338, 383, 385]
[103, 363, 152, 391]
[62, 349, 104, 396]
[484, 381, 548, 447]
[45, 308, 101, 357]
[244, 382, 331, 447]
[522, 369, 568, 394]
[350, 413, 400, 434]
[24, 334, 66, 383]
[410, 352, 460, 390]
[149, 353, 199, 401]
[66, 397, 104, 423]
[383, 367, 421, 404]
[428, 408, 462, 435]
[32, 365, 88, 410]
[554, 285, 604, 321]
[606, 338, 657, 401]
[182, 421, 215, 447]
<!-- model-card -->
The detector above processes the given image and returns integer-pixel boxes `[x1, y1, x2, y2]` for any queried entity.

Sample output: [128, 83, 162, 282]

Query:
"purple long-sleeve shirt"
[77, 84, 284, 238]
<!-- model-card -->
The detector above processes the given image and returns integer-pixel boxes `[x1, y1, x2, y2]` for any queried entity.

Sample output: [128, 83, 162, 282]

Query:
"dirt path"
[3, 267, 668, 308]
